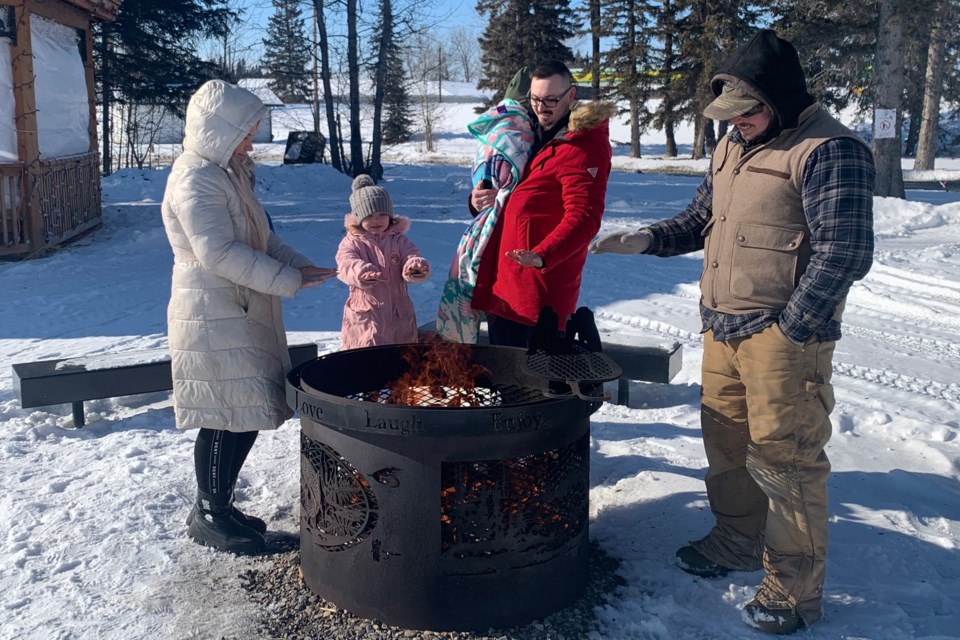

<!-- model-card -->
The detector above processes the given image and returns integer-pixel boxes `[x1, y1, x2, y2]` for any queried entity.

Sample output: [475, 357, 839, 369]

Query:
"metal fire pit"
[286, 343, 603, 631]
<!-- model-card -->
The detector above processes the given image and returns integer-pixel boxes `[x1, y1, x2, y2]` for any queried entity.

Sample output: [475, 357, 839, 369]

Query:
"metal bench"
[11, 343, 319, 428]
[417, 322, 682, 406]
[601, 340, 682, 405]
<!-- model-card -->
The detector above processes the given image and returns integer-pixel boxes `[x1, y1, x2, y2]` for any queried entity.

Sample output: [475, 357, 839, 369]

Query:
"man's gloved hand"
[589, 230, 652, 255]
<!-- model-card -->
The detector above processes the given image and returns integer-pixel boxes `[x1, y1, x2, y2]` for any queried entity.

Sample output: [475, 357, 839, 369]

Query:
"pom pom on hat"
[352, 174, 376, 190]
[350, 175, 393, 222]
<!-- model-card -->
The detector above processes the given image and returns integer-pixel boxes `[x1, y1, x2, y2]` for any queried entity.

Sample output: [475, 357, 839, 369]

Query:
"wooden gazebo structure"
[0, 0, 120, 259]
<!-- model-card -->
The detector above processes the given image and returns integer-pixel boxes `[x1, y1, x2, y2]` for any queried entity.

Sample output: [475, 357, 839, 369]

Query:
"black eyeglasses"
[738, 103, 766, 118]
[527, 86, 572, 108]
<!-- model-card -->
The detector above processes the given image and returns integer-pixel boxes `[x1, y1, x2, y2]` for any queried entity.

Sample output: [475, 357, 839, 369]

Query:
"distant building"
[238, 79, 283, 142]
[107, 79, 284, 149]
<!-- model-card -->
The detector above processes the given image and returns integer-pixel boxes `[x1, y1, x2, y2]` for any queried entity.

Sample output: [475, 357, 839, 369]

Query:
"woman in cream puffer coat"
[161, 80, 335, 554]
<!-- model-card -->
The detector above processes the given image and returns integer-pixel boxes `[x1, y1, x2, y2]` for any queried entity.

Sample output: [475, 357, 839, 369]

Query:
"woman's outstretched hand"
[299, 266, 338, 288]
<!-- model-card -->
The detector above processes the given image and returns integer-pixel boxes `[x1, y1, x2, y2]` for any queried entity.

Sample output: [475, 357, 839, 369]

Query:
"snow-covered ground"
[2, 100, 960, 639]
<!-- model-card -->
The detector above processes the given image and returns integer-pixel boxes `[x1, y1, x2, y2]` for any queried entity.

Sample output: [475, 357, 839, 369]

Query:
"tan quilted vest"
[702, 104, 866, 318]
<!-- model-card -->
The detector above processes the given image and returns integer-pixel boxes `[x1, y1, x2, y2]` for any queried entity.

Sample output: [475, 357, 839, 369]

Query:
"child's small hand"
[359, 271, 382, 282]
[403, 258, 430, 283]
[406, 269, 428, 282]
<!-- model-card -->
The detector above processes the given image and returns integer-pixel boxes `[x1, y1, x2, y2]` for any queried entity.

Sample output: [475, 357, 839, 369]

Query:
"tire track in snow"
[595, 311, 960, 403]
[594, 309, 701, 344]
[842, 324, 960, 363]
[833, 362, 960, 403]
[850, 263, 960, 335]
[841, 260, 960, 399]
[867, 263, 960, 304]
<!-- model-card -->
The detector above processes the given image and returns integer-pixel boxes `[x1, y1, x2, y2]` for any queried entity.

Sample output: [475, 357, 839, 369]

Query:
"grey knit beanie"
[349, 175, 393, 222]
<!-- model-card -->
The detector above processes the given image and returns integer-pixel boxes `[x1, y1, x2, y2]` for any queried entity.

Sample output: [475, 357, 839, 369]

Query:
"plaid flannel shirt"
[645, 132, 875, 344]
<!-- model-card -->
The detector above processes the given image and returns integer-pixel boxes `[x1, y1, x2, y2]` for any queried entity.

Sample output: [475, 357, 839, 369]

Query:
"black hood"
[710, 29, 815, 132]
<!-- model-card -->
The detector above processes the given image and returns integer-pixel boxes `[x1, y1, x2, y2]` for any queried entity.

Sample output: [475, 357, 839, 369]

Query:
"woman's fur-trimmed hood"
[343, 213, 412, 235]
[568, 100, 617, 133]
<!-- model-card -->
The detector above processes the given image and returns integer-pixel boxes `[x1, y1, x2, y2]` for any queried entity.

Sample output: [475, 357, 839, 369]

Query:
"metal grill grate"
[524, 346, 622, 383]
[344, 383, 546, 407]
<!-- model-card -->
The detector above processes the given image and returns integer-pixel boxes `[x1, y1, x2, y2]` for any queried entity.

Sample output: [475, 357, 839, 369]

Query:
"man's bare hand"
[471, 184, 499, 211]
[505, 249, 544, 268]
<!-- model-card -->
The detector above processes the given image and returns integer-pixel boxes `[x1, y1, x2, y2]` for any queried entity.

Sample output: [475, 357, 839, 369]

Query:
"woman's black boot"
[187, 491, 265, 554]
[186, 491, 267, 535]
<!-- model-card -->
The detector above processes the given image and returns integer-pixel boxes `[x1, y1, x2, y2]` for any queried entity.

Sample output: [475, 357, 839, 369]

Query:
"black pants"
[486, 314, 536, 348]
[194, 428, 259, 495]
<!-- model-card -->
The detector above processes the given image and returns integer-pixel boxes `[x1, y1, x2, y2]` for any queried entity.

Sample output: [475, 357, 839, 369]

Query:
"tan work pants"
[695, 324, 835, 625]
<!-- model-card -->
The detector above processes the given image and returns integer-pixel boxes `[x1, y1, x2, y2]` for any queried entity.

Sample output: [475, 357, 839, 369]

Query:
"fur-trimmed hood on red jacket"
[565, 100, 617, 137]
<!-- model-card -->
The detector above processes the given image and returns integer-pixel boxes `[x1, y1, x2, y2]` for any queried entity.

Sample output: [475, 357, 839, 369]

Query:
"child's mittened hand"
[404, 258, 430, 283]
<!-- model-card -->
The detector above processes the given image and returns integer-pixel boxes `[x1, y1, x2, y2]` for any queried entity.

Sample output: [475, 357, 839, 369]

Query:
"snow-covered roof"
[238, 79, 284, 106]
[64, 0, 121, 21]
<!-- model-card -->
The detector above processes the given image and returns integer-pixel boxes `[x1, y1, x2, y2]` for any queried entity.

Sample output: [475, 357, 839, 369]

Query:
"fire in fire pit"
[286, 341, 607, 631]
[384, 341, 488, 406]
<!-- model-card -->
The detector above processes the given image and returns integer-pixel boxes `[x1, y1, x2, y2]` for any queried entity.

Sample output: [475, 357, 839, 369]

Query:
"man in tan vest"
[590, 30, 875, 634]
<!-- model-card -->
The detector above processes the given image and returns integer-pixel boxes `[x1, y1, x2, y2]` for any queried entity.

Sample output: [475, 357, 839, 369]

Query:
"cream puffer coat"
[161, 80, 313, 432]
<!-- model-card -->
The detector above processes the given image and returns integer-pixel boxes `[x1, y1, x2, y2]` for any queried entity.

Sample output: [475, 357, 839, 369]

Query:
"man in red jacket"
[469, 60, 615, 346]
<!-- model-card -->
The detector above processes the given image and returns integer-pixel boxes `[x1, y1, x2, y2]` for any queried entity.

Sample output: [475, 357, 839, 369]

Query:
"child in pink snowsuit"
[336, 175, 430, 350]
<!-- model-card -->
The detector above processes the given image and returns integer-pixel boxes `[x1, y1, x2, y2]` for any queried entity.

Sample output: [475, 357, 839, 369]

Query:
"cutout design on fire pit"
[439, 434, 588, 575]
[301, 434, 379, 551]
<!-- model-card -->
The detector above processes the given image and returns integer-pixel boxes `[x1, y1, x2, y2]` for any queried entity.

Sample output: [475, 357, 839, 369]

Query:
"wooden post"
[10, 0, 42, 255]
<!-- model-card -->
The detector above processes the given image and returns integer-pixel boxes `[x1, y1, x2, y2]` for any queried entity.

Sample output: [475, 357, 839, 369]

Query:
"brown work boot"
[742, 590, 806, 635]
[675, 544, 733, 578]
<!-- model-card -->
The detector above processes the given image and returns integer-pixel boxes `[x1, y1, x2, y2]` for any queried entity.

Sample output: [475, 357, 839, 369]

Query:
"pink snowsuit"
[335, 214, 430, 350]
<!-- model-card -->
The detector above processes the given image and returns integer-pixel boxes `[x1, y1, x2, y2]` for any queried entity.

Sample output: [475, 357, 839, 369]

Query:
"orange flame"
[384, 342, 488, 406]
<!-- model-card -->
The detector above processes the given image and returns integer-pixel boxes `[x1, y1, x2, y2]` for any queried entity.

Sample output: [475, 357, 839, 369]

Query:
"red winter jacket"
[471, 101, 615, 328]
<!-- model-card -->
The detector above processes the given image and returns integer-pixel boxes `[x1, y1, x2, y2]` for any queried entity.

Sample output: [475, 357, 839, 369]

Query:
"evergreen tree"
[768, 1, 876, 112]
[475, 0, 577, 102]
[95, 0, 234, 173]
[261, 0, 311, 103]
[380, 43, 414, 145]
[97, 0, 231, 109]
[668, 0, 763, 158]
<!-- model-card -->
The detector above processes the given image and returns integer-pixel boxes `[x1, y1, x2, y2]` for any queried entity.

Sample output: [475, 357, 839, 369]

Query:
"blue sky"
[226, 0, 485, 63]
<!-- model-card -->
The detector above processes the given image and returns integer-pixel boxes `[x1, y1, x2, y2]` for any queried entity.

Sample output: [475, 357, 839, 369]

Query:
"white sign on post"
[874, 109, 897, 139]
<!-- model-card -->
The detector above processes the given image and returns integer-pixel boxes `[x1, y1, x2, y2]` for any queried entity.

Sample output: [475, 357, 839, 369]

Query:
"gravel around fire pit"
[239, 541, 625, 640]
